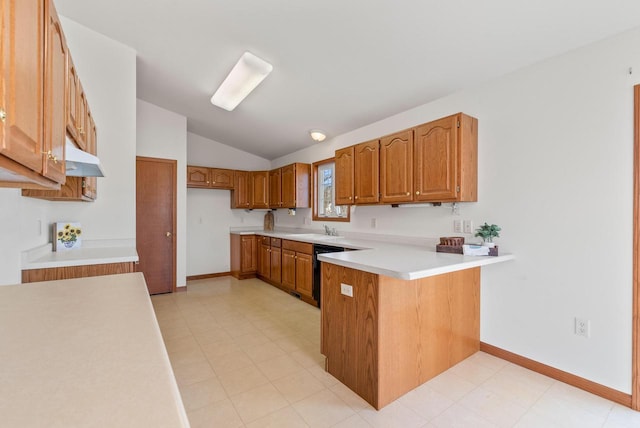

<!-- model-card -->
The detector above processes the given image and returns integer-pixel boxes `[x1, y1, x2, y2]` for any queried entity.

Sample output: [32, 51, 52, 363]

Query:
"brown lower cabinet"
[22, 261, 135, 283]
[237, 234, 315, 307]
[230, 234, 257, 279]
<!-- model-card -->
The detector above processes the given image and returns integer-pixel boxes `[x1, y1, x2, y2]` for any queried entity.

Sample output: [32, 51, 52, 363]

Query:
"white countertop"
[0, 273, 190, 427]
[231, 229, 514, 280]
[22, 240, 139, 270]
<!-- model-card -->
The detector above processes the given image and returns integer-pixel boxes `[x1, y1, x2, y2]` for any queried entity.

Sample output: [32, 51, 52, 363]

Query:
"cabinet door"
[295, 252, 313, 299]
[354, 140, 379, 204]
[380, 130, 413, 203]
[0, 0, 45, 174]
[281, 163, 310, 208]
[414, 115, 458, 201]
[270, 246, 281, 284]
[75, 81, 88, 150]
[83, 113, 97, 200]
[281, 249, 296, 289]
[240, 235, 257, 274]
[335, 146, 354, 205]
[42, 0, 67, 184]
[67, 57, 79, 140]
[210, 168, 234, 189]
[251, 171, 269, 209]
[233, 170, 251, 208]
[258, 243, 270, 278]
[187, 166, 211, 188]
[269, 168, 282, 208]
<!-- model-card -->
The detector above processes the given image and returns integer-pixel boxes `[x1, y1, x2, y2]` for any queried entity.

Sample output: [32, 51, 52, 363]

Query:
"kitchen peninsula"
[230, 228, 514, 409]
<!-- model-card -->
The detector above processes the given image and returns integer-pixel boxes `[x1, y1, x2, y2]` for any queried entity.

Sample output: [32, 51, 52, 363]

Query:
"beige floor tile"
[186, 399, 243, 428]
[457, 386, 528, 428]
[467, 351, 510, 372]
[531, 393, 607, 428]
[200, 338, 242, 359]
[397, 383, 454, 421]
[604, 404, 640, 428]
[207, 349, 254, 375]
[425, 370, 478, 401]
[543, 381, 614, 418]
[233, 331, 272, 348]
[160, 324, 192, 342]
[331, 413, 373, 428]
[167, 342, 208, 368]
[289, 347, 325, 369]
[430, 403, 498, 428]
[306, 365, 340, 388]
[272, 369, 327, 403]
[481, 370, 552, 409]
[193, 326, 232, 346]
[245, 405, 310, 428]
[257, 354, 305, 381]
[172, 359, 216, 387]
[217, 363, 270, 396]
[450, 357, 500, 385]
[229, 383, 289, 424]
[180, 377, 228, 411]
[329, 381, 374, 412]
[292, 389, 356, 428]
[244, 340, 287, 363]
[514, 409, 562, 428]
[273, 335, 312, 353]
[359, 401, 427, 428]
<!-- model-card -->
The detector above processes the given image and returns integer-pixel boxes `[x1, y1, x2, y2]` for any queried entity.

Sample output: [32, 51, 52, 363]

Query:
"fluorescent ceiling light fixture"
[309, 130, 326, 142]
[210, 52, 273, 111]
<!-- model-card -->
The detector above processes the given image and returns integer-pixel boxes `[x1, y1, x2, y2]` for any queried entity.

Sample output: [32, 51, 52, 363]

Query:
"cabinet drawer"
[260, 236, 270, 246]
[271, 238, 281, 248]
[282, 240, 313, 254]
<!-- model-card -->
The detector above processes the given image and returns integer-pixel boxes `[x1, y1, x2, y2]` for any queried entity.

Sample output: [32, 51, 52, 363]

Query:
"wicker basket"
[439, 237, 465, 246]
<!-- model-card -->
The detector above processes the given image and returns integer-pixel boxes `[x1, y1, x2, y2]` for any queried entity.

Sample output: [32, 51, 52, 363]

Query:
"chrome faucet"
[324, 225, 338, 236]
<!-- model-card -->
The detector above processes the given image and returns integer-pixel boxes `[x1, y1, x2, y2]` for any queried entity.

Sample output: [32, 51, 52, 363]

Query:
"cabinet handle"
[77, 126, 84, 135]
[415, 191, 420, 195]
[0, 108, 6, 122]
[354, 196, 358, 200]
[42, 150, 58, 163]
[166, 232, 172, 237]
[348, 196, 352, 200]
[406, 192, 410, 196]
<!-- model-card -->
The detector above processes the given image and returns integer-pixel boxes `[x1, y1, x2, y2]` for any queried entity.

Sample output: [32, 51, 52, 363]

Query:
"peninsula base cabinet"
[22, 262, 136, 283]
[321, 263, 480, 409]
[230, 234, 257, 280]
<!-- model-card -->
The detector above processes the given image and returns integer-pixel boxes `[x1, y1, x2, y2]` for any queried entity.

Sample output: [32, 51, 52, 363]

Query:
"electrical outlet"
[370, 218, 377, 228]
[453, 219, 463, 233]
[340, 283, 353, 297]
[575, 317, 590, 338]
[463, 220, 473, 234]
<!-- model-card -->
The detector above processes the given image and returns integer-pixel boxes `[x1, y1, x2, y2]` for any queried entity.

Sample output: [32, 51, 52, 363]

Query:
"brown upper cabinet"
[335, 112, 477, 205]
[354, 140, 380, 204]
[0, 0, 66, 189]
[380, 129, 413, 203]
[281, 163, 310, 208]
[335, 147, 354, 205]
[187, 166, 234, 189]
[250, 171, 269, 209]
[232, 170, 251, 208]
[414, 113, 477, 202]
[269, 168, 282, 208]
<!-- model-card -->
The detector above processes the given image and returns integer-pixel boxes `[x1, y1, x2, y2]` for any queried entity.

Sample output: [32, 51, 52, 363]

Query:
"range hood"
[65, 138, 105, 177]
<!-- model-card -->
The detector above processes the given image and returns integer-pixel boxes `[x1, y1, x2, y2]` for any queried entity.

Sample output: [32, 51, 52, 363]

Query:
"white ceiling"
[55, 0, 640, 160]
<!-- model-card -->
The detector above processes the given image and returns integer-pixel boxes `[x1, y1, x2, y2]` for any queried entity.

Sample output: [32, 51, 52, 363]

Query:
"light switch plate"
[340, 283, 353, 297]
[463, 220, 473, 234]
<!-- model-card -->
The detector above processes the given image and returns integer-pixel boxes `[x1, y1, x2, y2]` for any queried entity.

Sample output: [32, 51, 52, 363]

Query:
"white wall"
[0, 17, 137, 286]
[272, 28, 640, 393]
[136, 100, 187, 287]
[187, 133, 270, 276]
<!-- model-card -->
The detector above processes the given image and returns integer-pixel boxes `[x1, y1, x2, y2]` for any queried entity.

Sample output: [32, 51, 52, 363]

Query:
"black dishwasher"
[312, 244, 347, 307]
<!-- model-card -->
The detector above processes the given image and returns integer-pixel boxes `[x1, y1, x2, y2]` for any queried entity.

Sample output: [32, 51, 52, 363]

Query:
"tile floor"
[151, 276, 640, 428]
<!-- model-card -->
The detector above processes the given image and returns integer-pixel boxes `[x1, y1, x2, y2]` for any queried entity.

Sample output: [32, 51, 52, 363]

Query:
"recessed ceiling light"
[211, 52, 273, 111]
[309, 130, 326, 142]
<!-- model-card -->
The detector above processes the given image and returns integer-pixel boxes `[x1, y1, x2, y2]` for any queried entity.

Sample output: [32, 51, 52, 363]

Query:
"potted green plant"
[475, 223, 501, 248]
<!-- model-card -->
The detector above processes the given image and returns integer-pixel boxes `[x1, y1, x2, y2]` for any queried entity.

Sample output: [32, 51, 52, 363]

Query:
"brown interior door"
[136, 156, 176, 294]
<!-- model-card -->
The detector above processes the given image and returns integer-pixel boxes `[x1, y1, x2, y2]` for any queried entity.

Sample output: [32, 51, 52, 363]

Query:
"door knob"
[166, 232, 172, 237]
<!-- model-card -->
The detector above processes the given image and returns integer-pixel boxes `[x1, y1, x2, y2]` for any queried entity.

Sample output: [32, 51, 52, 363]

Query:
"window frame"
[312, 157, 350, 222]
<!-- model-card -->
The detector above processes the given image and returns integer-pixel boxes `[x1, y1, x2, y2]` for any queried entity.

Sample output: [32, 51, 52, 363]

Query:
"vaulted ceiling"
[55, 0, 640, 159]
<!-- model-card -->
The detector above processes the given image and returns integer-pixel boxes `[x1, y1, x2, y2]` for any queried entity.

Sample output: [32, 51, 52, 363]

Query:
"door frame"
[136, 156, 177, 293]
[633, 85, 640, 409]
